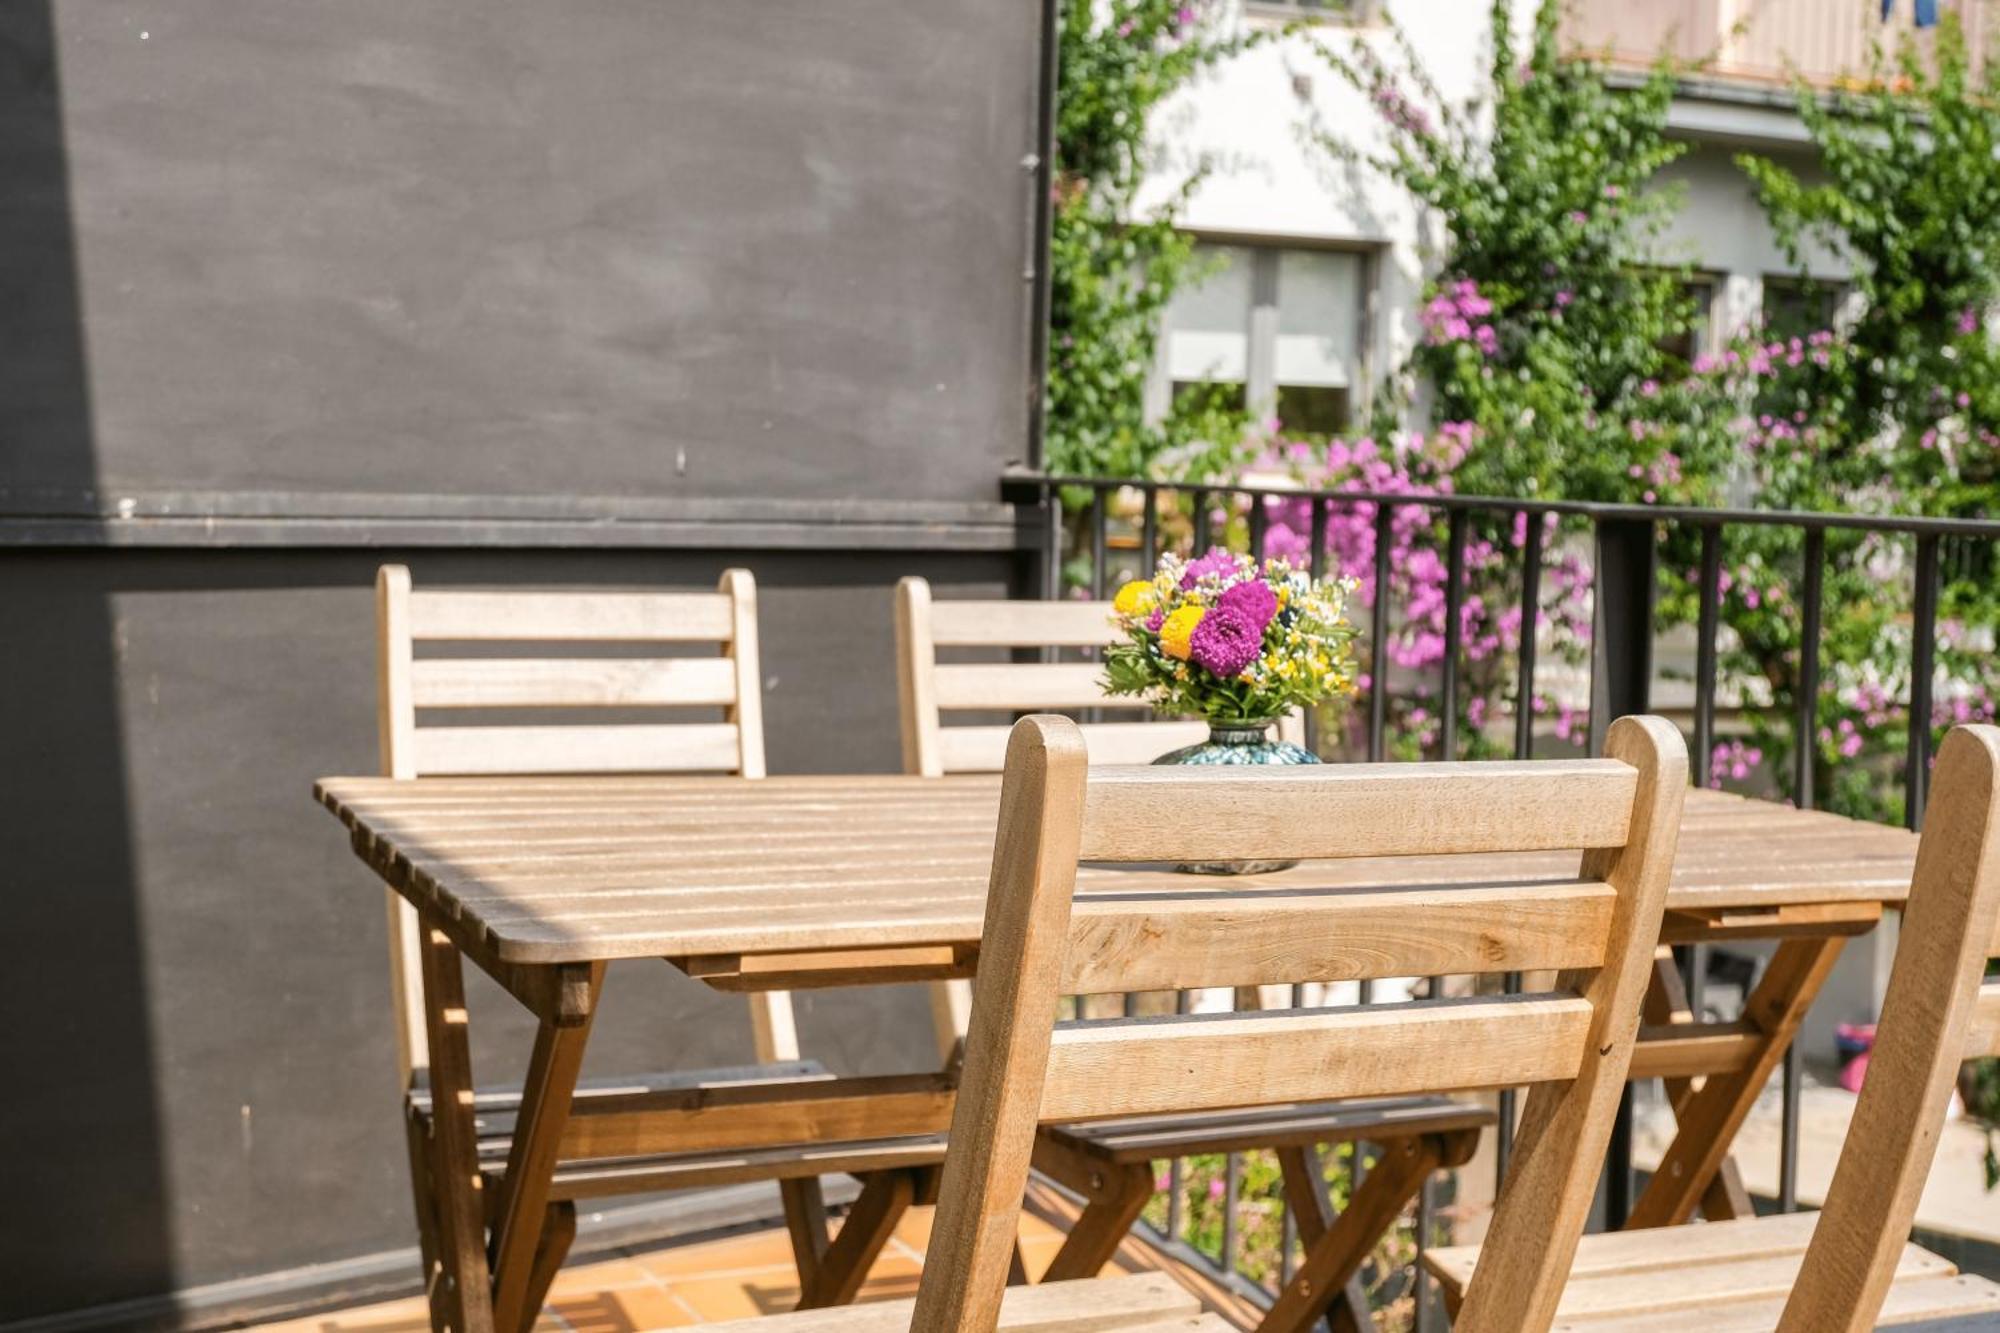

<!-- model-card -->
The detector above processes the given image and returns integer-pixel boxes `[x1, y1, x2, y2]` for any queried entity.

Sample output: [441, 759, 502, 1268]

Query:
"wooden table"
[317, 773, 1919, 1329]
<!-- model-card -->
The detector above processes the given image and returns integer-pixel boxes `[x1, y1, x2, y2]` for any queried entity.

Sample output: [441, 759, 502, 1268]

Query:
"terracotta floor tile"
[251, 1300, 434, 1333]
[637, 1227, 802, 1280]
[662, 1271, 802, 1322]
[890, 1203, 935, 1249]
[545, 1259, 667, 1293]
[536, 1283, 695, 1331]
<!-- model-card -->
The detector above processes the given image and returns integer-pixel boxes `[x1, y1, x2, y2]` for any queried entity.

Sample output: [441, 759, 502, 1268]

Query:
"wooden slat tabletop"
[316, 774, 1919, 966]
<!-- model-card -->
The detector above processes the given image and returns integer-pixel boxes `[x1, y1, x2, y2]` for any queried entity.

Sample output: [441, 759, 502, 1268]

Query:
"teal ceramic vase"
[1154, 719, 1319, 875]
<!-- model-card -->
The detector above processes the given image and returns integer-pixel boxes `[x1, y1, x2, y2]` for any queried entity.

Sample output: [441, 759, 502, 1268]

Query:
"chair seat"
[685, 1271, 1226, 1331]
[1040, 1094, 1496, 1163]
[1424, 1211, 2000, 1330]
[408, 1060, 950, 1199]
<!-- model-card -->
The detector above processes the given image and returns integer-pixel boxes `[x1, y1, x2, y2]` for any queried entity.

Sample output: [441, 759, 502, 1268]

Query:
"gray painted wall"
[0, 551, 1018, 1321]
[4, 0, 1039, 509]
[0, 0, 1046, 1320]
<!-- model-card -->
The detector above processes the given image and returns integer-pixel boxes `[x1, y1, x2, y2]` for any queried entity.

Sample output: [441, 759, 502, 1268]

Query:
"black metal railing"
[1006, 468, 2000, 1329]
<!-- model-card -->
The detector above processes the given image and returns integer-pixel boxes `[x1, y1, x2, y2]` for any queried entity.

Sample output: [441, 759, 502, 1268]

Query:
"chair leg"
[797, 1170, 917, 1309]
[403, 1100, 444, 1292]
[779, 1176, 831, 1288]
[1040, 1162, 1154, 1282]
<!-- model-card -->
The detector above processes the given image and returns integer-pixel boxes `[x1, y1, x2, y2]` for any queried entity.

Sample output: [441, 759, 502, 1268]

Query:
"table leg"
[1274, 1145, 1371, 1333]
[780, 1177, 831, 1290]
[796, 1169, 916, 1309]
[1039, 1162, 1153, 1282]
[1625, 936, 1846, 1230]
[418, 919, 496, 1332]
[488, 962, 605, 1333]
[1641, 950, 1754, 1220]
[1261, 1131, 1479, 1333]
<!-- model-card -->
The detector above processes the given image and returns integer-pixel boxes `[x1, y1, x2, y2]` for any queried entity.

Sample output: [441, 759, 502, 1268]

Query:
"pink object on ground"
[1836, 1021, 1877, 1093]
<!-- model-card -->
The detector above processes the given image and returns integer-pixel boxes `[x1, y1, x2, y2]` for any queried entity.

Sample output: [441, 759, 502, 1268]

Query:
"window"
[1657, 274, 1719, 369]
[1762, 276, 1844, 340]
[1246, 0, 1378, 22]
[1157, 243, 1372, 437]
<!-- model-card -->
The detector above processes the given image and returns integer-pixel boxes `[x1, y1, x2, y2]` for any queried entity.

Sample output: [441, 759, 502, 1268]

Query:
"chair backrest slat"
[1038, 994, 1594, 1122]
[936, 720, 1211, 773]
[409, 657, 742, 709]
[409, 722, 744, 777]
[927, 597, 1123, 648]
[1077, 759, 1637, 863]
[895, 575, 1295, 779]
[1780, 725, 2000, 1331]
[1968, 982, 2000, 1058]
[407, 588, 736, 641]
[909, 712, 1688, 1333]
[1062, 878, 1618, 994]
[374, 564, 790, 1087]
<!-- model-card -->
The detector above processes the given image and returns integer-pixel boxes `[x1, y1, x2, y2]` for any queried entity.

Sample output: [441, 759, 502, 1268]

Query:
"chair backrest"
[374, 565, 794, 1084]
[895, 575, 1303, 1060]
[894, 575, 1216, 777]
[907, 712, 1688, 1333]
[1779, 724, 2000, 1332]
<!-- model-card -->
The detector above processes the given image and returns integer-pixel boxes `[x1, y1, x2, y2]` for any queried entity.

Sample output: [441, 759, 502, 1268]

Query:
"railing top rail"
[1004, 470, 2000, 540]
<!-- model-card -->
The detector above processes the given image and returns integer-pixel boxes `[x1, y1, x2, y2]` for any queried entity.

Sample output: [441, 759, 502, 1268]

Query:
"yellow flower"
[1113, 580, 1157, 616]
[1160, 606, 1204, 660]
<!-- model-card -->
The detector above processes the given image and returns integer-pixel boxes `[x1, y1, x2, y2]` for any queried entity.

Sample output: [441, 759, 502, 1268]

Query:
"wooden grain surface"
[316, 773, 1919, 966]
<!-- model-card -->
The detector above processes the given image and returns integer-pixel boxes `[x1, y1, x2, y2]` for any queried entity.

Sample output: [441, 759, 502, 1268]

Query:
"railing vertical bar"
[1497, 968, 1522, 1189]
[1249, 493, 1269, 564]
[1908, 533, 1941, 830]
[1141, 486, 1160, 572]
[1606, 1085, 1634, 1229]
[1165, 988, 1191, 1243]
[1221, 1152, 1240, 1269]
[1193, 490, 1213, 556]
[1793, 527, 1825, 811]
[1414, 1176, 1434, 1333]
[1041, 491, 1064, 603]
[1440, 509, 1469, 760]
[1514, 510, 1544, 762]
[1307, 498, 1331, 756]
[1309, 498, 1329, 581]
[1280, 1200, 1297, 1285]
[1780, 1042, 1802, 1212]
[1692, 524, 1723, 782]
[1089, 488, 1109, 600]
[1369, 503, 1394, 762]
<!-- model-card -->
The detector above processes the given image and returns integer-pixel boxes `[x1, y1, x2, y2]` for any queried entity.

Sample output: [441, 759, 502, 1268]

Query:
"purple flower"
[1179, 548, 1244, 588]
[1145, 608, 1166, 633]
[1217, 578, 1278, 631]
[1188, 606, 1263, 678]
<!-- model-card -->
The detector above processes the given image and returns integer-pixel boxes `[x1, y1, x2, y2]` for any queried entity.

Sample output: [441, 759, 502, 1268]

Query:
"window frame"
[1149, 233, 1382, 436]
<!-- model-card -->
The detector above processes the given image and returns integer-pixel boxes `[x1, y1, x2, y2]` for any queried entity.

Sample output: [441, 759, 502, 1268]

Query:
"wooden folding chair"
[1426, 724, 2000, 1331]
[376, 565, 907, 1311]
[683, 711, 1686, 1332]
[894, 579, 1495, 1329]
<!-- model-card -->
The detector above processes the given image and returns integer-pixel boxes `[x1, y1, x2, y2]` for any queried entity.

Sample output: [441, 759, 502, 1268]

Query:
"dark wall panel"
[3, 0, 1038, 505]
[0, 549, 1016, 1318]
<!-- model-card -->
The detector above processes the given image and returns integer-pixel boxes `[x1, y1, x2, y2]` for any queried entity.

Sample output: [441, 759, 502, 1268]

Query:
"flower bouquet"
[1102, 550, 1358, 874]
[1102, 548, 1360, 750]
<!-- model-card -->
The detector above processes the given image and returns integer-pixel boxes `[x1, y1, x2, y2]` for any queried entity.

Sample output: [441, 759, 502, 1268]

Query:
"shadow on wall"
[0, 0, 176, 1319]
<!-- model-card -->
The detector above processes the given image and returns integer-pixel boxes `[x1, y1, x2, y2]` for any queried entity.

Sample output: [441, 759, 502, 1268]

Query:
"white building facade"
[1137, 0, 1982, 433]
